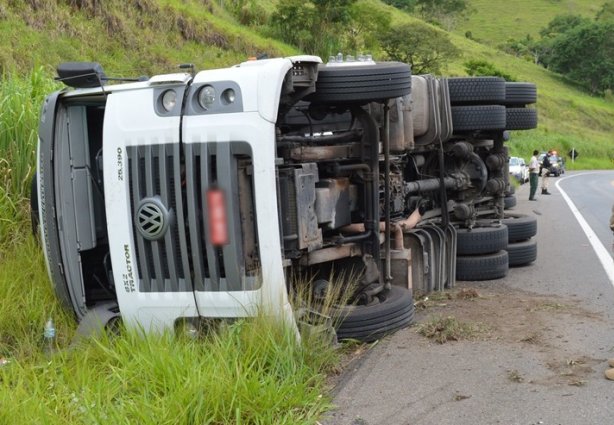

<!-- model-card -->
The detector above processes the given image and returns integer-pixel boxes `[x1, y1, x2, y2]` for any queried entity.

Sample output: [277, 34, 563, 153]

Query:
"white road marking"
[556, 173, 614, 287]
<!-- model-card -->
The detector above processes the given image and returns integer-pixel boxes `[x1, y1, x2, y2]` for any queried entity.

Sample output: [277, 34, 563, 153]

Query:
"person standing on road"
[528, 150, 540, 201]
[541, 151, 552, 195]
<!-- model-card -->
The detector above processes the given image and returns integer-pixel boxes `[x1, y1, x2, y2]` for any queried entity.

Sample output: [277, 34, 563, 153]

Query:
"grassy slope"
[378, 0, 614, 166]
[0, 0, 612, 165]
[0, 0, 295, 76]
[456, 0, 601, 46]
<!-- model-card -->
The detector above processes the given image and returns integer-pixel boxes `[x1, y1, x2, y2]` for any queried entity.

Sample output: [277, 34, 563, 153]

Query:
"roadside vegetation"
[1, 0, 613, 422]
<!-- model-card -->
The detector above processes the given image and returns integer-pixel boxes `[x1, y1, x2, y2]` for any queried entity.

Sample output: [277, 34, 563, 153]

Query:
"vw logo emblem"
[136, 197, 170, 241]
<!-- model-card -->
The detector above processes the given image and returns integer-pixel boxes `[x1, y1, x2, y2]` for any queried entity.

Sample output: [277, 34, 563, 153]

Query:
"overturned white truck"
[33, 56, 537, 341]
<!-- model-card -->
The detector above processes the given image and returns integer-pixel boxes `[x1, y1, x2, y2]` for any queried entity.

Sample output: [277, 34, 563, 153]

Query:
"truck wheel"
[30, 173, 39, 237]
[501, 213, 537, 242]
[456, 250, 509, 281]
[503, 82, 537, 105]
[505, 108, 537, 130]
[456, 225, 508, 255]
[447, 77, 506, 105]
[506, 239, 537, 267]
[332, 285, 414, 342]
[451, 105, 506, 132]
[504, 195, 517, 210]
[306, 62, 411, 104]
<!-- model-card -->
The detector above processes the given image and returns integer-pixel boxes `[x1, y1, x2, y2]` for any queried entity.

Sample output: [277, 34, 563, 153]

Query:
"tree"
[378, 22, 460, 74]
[464, 60, 515, 81]
[533, 15, 592, 68]
[415, 0, 470, 30]
[546, 21, 614, 93]
[538, 14, 591, 39]
[346, 2, 391, 53]
[381, 0, 416, 11]
[499, 34, 543, 64]
[270, 0, 356, 57]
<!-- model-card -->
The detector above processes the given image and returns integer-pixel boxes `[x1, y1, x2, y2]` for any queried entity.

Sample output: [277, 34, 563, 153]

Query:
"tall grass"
[0, 69, 57, 245]
[0, 236, 74, 360]
[0, 318, 335, 424]
[0, 237, 339, 424]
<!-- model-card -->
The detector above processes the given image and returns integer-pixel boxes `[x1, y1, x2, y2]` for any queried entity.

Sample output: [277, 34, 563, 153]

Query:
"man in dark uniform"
[541, 151, 552, 195]
[528, 150, 539, 201]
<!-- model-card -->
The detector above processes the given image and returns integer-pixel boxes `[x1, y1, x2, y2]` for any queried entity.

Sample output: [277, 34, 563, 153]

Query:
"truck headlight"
[221, 88, 235, 105]
[161, 89, 177, 112]
[198, 85, 216, 110]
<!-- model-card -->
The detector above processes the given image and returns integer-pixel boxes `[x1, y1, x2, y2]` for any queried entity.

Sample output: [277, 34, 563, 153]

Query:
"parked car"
[509, 156, 529, 183]
[538, 151, 565, 177]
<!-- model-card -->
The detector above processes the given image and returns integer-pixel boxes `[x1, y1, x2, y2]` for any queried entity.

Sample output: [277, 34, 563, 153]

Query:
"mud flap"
[404, 230, 434, 295]
[444, 224, 457, 288]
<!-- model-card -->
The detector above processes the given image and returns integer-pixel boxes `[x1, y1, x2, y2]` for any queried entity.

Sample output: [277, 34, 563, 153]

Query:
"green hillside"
[456, 0, 601, 46]
[445, 24, 614, 165]
[0, 0, 612, 207]
[0, 0, 295, 75]
[381, 0, 614, 165]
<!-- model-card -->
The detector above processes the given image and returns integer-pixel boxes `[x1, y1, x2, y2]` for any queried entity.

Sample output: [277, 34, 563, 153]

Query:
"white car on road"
[509, 156, 529, 183]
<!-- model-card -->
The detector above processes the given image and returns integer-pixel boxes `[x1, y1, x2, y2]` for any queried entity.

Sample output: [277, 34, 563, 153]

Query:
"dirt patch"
[415, 282, 603, 345]
[328, 282, 608, 394]
[413, 282, 606, 387]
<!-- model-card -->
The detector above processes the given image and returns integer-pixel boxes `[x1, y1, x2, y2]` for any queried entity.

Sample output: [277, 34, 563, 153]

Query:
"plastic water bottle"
[43, 317, 56, 354]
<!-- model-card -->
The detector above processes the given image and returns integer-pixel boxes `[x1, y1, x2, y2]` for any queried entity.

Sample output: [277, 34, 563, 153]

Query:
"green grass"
[0, 316, 336, 424]
[456, 0, 601, 47]
[0, 236, 339, 424]
[0, 68, 57, 245]
[0, 0, 295, 76]
[0, 237, 75, 360]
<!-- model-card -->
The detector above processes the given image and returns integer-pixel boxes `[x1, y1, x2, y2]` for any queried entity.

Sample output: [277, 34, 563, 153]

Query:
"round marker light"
[198, 85, 216, 110]
[161, 89, 177, 112]
[221, 88, 235, 105]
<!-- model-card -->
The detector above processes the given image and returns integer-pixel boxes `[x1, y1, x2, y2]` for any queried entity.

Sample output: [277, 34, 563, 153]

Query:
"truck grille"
[127, 142, 260, 292]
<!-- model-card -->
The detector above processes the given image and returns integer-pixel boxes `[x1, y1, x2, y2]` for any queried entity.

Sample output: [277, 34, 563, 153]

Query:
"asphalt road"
[325, 171, 614, 425]
[556, 172, 614, 257]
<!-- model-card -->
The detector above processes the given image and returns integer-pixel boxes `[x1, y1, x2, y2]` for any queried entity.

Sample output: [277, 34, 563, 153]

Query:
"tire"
[332, 285, 415, 342]
[307, 62, 411, 104]
[456, 225, 508, 255]
[506, 108, 537, 130]
[501, 213, 537, 242]
[504, 195, 517, 210]
[451, 105, 506, 132]
[506, 239, 537, 267]
[456, 250, 509, 281]
[30, 173, 39, 237]
[503, 82, 537, 105]
[447, 77, 506, 105]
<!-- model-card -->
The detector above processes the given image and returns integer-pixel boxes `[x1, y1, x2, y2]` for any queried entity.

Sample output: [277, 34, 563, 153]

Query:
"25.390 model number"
[117, 147, 124, 181]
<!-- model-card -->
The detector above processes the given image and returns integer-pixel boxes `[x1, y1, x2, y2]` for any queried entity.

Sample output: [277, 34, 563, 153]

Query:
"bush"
[464, 59, 515, 81]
